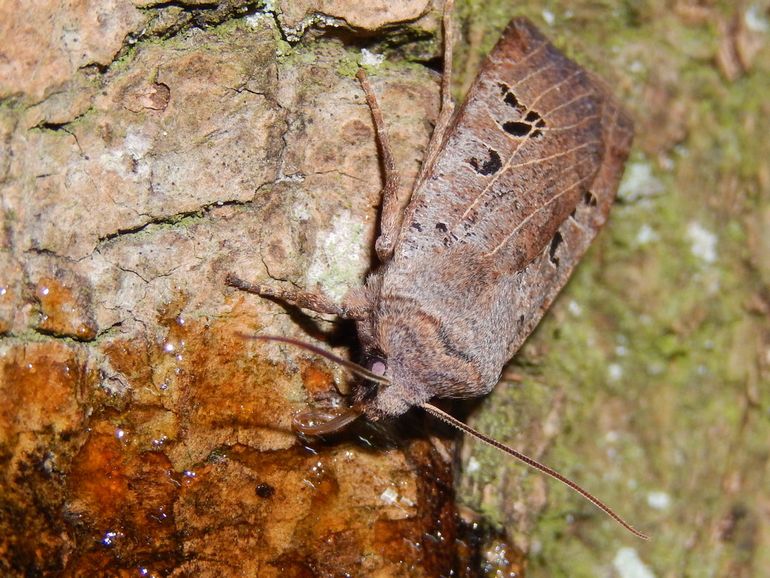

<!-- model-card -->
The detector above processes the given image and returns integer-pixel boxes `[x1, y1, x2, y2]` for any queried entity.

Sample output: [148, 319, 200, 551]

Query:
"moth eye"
[367, 356, 387, 376]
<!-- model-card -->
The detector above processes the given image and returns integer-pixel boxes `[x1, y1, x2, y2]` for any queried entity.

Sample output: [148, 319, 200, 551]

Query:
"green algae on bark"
[455, 0, 770, 576]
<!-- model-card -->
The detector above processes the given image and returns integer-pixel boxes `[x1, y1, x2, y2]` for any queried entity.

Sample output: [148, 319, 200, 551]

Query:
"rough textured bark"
[1, 1, 460, 576]
[1, 0, 769, 577]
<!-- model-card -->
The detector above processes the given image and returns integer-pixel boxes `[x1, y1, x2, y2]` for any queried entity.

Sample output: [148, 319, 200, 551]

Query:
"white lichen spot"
[360, 48, 385, 66]
[541, 9, 555, 25]
[282, 13, 340, 42]
[613, 547, 657, 578]
[636, 223, 659, 245]
[99, 129, 152, 180]
[686, 222, 717, 264]
[380, 487, 398, 505]
[164, 342, 175, 353]
[567, 300, 582, 316]
[745, 4, 769, 32]
[646, 490, 671, 510]
[291, 200, 311, 222]
[306, 210, 366, 301]
[607, 363, 623, 381]
[618, 161, 664, 202]
[277, 172, 305, 184]
[466, 456, 480, 474]
[124, 130, 151, 160]
[629, 60, 645, 74]
[246, 12, 272, 27]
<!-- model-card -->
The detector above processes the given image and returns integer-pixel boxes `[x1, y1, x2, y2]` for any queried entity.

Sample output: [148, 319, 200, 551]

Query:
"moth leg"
[356, 69, 402, 264]
[226, 274, 367, 320]
[415, 0, 456, 185]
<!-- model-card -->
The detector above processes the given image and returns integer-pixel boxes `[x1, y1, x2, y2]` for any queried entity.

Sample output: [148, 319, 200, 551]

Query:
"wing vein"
[485, 174, 591, 257]
[454, 81, 596, 229]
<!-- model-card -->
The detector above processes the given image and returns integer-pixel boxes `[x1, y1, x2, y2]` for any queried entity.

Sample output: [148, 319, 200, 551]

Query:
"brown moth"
[228, 3, 645, 539]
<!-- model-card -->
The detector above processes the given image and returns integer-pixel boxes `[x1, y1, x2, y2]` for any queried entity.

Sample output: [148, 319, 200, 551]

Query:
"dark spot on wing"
[502, 121, 531, 137]
[410, 221, 422, 232]
[435, 222, 448, 233]
[468, 147, 502, 175]
[503, 92, 519, 108]
[499, 83, 526, 113]
[549, 231, 563, 266]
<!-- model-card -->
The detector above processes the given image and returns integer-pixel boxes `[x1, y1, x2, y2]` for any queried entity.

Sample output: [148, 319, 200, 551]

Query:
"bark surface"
[1, 0, 769, 577]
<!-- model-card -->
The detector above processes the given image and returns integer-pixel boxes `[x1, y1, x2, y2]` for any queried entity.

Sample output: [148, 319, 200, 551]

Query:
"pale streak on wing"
[498, 139, 600, 172]
[454, 70, 595, 227]
[456, 115, 599, 226]
[486, 172, 591, 257]
[523, 68, 583, 111]
[538, 114, 601, 134]
[457, 118, 527, 222]
[484, 151, 600, 257]
[539, 90, 594, 119]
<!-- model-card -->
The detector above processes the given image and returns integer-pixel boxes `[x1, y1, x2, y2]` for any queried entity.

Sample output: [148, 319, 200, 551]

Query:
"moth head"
[351, 346, 433, 420]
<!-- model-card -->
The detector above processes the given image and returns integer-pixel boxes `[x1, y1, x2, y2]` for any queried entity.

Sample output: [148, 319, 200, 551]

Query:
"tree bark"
[2, 1, 769, 577]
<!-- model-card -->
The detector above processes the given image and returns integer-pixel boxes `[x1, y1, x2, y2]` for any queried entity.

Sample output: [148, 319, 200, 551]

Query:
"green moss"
[453, 0, 770, 575]
[335, 51, 361, 78]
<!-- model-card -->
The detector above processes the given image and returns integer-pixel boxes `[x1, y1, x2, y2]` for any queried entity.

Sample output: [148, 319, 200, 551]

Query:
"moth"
[228, 3, 646, 539]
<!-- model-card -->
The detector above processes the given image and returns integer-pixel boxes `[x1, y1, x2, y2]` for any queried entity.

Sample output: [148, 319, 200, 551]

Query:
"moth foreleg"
[415, 0, 456, 186]
[226, 274, 367, 320]
[356, 69, 402, 264]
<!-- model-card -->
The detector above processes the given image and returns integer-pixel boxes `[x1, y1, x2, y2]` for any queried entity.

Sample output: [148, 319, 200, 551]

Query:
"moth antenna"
[238, 334, 391, 385]
[421, 402, 650, 540]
